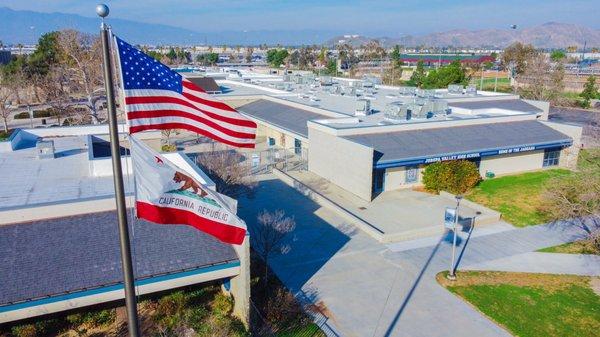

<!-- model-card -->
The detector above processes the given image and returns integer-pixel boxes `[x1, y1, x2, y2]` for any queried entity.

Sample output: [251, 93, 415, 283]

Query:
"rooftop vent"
[399, 86, 417, 96]
[384, 102, 411, 121]
[355, 98, 372, 116]
[448, 84, 463, 94]
[36, 139, 55, 159]
[466, 85, 477, 96]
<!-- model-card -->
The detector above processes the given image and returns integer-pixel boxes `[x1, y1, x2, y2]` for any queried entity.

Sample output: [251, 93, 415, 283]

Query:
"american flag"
[114, 36, 257, 148]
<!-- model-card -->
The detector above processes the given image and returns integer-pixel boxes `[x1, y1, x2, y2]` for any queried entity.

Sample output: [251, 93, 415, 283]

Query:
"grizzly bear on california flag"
[173, 171, 208, 197]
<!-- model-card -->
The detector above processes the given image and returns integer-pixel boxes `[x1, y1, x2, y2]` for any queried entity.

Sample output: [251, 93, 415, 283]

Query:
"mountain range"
[328, 22, 600, 49]
[1, 7, 599, 48]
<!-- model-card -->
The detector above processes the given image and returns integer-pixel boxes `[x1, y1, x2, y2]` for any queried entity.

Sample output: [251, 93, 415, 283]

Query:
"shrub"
[422, 160, 481, 194]
[33, 109, 57, 118]
[66, 309, 115, 327]
[161, 144, 177, 152]
[11, 324, 37, 337]
[13, 112, 30, 119]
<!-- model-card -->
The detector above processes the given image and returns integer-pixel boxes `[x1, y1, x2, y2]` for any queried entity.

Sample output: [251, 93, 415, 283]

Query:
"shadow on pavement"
[237, 177, 353, 292]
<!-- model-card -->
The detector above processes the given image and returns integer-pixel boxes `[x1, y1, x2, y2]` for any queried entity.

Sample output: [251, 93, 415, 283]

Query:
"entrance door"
[294, 138, 302, 155]
[405, 166, 418, 184]
[373, 169, 385, 195]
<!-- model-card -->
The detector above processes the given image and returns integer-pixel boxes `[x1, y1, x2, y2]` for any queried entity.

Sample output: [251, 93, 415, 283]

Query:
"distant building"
[0, 50, 12, 65]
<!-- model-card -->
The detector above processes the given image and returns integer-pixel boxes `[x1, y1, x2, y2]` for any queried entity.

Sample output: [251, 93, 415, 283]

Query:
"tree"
[26, 31, 60, 77]
[251, 210, 296, 285]
[390, 45, 401, 65]
[406, 60, 426, 87]
[336, 43, 359, 73]
[57, 30, 104, 124]
[196, 52, 219, 66]
[244, 47, 254, 63]
[542, 170, 600, 253]
[501, 42, 538, 76]
[161, 129, 180, 152]
[421, 60, 469, 89]
[166, 48, 177, 63]
[195, 150, 256, 197]
[0, 83, 12, 132]
[266, 49, 288, 68]
[550, 50, 566, 62]
[362, 40, 386, 62]
[38, 66, 73, 125]
[518, 54, 564, 103]
[580, 76, 599, 108]
[422, 160, 482, 194]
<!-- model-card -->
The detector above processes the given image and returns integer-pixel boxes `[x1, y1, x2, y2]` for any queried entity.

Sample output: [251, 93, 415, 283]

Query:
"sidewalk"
[463, 251, 600, 276]
[284, 170, 496, 242]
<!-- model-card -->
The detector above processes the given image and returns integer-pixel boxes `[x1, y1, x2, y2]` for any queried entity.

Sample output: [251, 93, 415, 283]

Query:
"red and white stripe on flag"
[130, 136, 247, 245]
[114, 36, 256, 149]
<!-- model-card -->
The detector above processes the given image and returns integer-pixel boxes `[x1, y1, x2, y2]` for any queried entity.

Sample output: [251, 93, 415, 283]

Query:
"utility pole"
[97, 4, 141, 337]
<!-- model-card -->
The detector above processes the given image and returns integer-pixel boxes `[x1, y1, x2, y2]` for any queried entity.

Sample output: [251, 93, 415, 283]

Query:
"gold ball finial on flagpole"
[96, 4, 109, 18]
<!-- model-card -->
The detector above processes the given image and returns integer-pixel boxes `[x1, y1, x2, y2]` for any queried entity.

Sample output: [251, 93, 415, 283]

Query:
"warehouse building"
[216, 73, 582, 201]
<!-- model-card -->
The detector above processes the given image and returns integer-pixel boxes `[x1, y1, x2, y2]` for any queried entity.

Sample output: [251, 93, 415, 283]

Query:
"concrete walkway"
[238, 175, 594, 337]
[464, 252, 600, 276]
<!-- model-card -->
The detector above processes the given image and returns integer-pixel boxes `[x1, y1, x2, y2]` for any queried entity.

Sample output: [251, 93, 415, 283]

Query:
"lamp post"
[447, 194, 463, 280]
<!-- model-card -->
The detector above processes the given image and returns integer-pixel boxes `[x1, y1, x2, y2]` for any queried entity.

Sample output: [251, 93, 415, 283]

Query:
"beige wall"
[308, 126, 374, 201]
[541, 121, 583, 170]
[384, 165, 423, 191]
[479, 150, 545, 176]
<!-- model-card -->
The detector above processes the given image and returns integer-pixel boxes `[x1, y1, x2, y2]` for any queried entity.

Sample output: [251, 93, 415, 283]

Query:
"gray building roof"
[238, 99, 329, 138]
[448, 99, 543, 112]
[0, 211, 238, 306]
[344, 121, 572, 166]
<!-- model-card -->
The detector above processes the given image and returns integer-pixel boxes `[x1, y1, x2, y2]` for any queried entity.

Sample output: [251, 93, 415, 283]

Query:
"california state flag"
[130, 136, 247, 245]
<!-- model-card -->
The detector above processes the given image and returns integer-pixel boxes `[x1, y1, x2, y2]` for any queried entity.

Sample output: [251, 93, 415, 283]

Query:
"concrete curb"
[439, 191, 502, 226]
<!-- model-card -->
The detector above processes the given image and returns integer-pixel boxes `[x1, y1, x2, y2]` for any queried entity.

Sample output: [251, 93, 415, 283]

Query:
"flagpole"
[97, 4, 141, 337]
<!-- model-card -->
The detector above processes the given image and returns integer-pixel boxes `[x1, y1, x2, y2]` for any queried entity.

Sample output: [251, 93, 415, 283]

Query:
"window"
[267, 137, 275, 147]
[405, 166, 419, 183]
[543, 149, 560, 167]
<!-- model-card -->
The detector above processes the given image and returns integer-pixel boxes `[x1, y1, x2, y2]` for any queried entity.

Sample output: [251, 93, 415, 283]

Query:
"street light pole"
[97, 4, 141, 337]
[447, 194, 462, 280]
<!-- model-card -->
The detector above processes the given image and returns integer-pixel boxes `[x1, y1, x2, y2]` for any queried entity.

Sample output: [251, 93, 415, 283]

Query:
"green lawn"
[470, 77, 512, 92]
[466, 169, 572, 227]
[538, 240, 599, 255]
[438, 271, 600, 337]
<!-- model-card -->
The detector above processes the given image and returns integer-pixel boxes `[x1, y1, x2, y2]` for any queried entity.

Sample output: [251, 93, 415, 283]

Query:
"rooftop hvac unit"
[320, 76, 333, 86]
[448, 84, 463, 94]
[283, 74, 292, 82]
[355, 99, 371, 116]
[346, 86, 357, 96]
[384, 102, 411, 121]
[329, 85, 342, 95]
[466, 85, 477, 96]
[405, 103, 423, 118]
[36, 139, 55, 159]
[433, 100, 449, 114]
[399, 86, 417, 96]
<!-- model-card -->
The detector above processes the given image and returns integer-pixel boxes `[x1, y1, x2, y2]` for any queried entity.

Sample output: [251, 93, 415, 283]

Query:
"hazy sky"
[2, 0, 599, 35]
